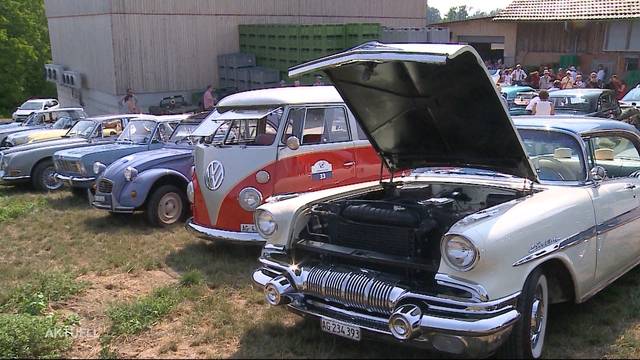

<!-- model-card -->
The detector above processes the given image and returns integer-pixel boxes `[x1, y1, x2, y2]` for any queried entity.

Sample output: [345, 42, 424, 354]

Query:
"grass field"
[2, 185, 640, 358]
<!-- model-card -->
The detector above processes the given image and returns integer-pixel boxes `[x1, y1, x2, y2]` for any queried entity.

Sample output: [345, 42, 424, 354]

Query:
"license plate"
[94, 195, 105, 202]
[240, 224, 257, 232]
[320, 318, 361, 341]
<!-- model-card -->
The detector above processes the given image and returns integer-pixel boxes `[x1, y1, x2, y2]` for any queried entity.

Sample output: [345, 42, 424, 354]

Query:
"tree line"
[427, 5, 502, 25]
[0, 0, 55, 116]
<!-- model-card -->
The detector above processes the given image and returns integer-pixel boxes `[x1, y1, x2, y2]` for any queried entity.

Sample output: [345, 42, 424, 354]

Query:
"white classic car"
[251, 43, 640, 358]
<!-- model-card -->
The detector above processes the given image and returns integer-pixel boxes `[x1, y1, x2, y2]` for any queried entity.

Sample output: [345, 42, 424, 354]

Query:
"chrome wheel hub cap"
[530, 288, 545, 348]
[158, 192, 182, 224]
[44, 166, 62, 191]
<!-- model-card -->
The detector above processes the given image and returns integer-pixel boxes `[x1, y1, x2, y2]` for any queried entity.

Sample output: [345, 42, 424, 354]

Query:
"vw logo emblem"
[205, 160, 224, 191]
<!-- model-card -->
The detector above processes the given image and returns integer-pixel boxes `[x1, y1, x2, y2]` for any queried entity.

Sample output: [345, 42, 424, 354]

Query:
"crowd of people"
[488, 60, 630, 101]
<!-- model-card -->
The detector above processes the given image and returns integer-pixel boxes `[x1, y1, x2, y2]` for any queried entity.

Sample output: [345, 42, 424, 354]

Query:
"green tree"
[426, 6, 442, 25]
[444, 5, 470, 22]
[0, 0, 56, 116]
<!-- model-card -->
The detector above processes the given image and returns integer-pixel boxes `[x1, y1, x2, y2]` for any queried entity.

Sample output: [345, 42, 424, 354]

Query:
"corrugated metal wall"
[45, 0, 426, 109]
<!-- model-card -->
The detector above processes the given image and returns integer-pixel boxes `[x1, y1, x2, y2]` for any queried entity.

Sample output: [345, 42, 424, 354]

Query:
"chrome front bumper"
[55, 174, 96, 188]
[185, 217, 265, 244]
[0, 170, 30, 184]
[253, 255, 520, 357]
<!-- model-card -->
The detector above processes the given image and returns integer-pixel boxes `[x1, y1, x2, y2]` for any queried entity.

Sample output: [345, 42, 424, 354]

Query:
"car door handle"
[344, 161, 356, 167]
[626, 184, 637, 190]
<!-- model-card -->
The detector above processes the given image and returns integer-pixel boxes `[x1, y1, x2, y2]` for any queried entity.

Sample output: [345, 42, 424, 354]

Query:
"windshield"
[623, 88, 640, 102]
[207, 108, 283, 146]
[19, 101, 44, 110]
[550, 95, 595, 113]
[415, 129, 586, 183]
[52, 117, 74, 129]
[117, 120, 156, 145]
[23, 113, 44, 126]
[170, 123, 200, 142]
[66, 120, 96, 138]
[519, 129, 586, 182]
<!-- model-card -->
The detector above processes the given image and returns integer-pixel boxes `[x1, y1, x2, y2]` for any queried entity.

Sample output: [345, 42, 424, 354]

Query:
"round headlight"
[238, 187, 263, 211]
[124, 166, 138, 182]
[442, 235, 478, 272]
[93, 162, 106, 175]
[255, 210, 277, 237]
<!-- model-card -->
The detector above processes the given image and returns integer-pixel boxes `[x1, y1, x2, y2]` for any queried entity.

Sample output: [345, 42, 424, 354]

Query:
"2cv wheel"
[499, 268, 549, 359]
[32, 160, 63, 192]
[146, 184, 187, 227]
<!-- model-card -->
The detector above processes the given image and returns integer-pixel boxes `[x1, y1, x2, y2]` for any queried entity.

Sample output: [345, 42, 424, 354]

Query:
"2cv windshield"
[118, 120, 156, 144]
[207, 108, 283, 146]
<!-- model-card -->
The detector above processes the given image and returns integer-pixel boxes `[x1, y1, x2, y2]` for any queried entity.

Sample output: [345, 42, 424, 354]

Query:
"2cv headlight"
[93, 162, 106, 175]
[441, 235, 479, 272]
[255, 209, 277, 238]
[123, 166, 138, 182]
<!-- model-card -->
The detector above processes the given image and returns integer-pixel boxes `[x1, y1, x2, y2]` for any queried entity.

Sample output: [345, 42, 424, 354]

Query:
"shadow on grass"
[45, 191, 91, 210]
[233, 316, 438, 359]
[0, 184, 35, 196]
[544, 266, 640, 358]
[166, 240, 261, 288]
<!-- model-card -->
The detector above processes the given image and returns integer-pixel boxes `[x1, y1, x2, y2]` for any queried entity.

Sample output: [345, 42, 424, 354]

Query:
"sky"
[428, 0, 513, 15]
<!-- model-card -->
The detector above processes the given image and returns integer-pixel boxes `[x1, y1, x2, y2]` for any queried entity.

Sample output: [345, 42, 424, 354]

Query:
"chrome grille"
[302, 265, 406, 315]
[55, 159, 82, 175]
[97, 179, 113, 194]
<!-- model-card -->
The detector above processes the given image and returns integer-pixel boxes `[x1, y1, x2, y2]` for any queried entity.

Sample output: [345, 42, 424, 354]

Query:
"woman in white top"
[532, 89, 555, 115]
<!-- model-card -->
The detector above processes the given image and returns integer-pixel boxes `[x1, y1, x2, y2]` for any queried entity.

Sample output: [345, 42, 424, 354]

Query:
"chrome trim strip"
[185, 218, 265, 244]
[513, 226, 597, 266]
[0, 175, 30, 181]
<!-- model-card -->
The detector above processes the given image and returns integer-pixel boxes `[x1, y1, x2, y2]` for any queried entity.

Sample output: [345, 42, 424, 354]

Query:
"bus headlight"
[238, 187, 263, 211]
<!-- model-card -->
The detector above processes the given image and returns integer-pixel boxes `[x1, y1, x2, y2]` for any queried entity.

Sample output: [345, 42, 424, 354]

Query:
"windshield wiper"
[118, 139, 134, 144]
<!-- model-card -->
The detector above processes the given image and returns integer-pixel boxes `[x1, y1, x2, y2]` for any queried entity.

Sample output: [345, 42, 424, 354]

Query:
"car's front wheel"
[32, 160, 63, 192]
[146, 184, 187, 227]
[500, 268, 549, 359]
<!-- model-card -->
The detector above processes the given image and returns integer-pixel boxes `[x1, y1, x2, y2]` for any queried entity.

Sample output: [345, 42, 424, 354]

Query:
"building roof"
[493, 0, 640, 21]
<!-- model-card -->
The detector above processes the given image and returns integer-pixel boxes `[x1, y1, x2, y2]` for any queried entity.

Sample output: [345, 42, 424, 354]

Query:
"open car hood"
[289, 42, 539, 182]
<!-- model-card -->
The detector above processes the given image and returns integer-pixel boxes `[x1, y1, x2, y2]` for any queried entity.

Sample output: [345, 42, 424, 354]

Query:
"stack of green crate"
[238, 23, 381, 85]
[559, 55, 579, 69]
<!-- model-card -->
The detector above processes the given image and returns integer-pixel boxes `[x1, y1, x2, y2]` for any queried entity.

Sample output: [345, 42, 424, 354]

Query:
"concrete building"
[44, 0, 427, 115]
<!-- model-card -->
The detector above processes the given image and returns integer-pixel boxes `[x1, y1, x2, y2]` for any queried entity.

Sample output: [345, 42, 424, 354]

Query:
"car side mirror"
[590, 165, 607, 182]
[286, 136, 300, 151]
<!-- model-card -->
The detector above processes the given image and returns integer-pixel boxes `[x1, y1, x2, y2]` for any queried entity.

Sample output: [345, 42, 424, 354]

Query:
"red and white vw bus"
[186, 86, 385, 243]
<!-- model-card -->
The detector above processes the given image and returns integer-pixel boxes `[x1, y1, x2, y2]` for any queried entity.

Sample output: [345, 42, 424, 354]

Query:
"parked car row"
[5, 43, 640, 359]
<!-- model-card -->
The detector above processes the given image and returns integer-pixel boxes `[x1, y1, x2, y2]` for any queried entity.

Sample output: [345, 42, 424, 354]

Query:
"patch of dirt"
[59, 270, 178, 358]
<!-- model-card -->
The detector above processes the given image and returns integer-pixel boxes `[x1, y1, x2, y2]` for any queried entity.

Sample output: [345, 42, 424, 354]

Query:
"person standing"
[539, 69, 553, 90]
[121, 88, 140, 113]
[501, 69, 513, 86]
[586, 72, 602, 88]
[561, 72, 574, 89]
[202, 85, 216, 110]
[531, 90, 555, 115]
[597, 64, 606, 83]
[574, 74, 586, 88]
[610, 75, 627, 101]
[529, 71, 540, 89]
[512, 64, 527, 85]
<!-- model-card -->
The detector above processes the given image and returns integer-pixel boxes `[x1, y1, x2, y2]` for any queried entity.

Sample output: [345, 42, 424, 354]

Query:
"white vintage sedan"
[251, 43, 640, 358]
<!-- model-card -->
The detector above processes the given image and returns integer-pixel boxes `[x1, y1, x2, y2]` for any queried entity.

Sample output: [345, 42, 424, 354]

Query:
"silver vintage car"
[252, 43, 640, 358]
[0, 115, 136, 191]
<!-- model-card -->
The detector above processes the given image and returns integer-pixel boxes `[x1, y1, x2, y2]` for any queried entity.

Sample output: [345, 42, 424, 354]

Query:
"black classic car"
[148, 95, 200, 116]
[549, 89, 622, 118]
